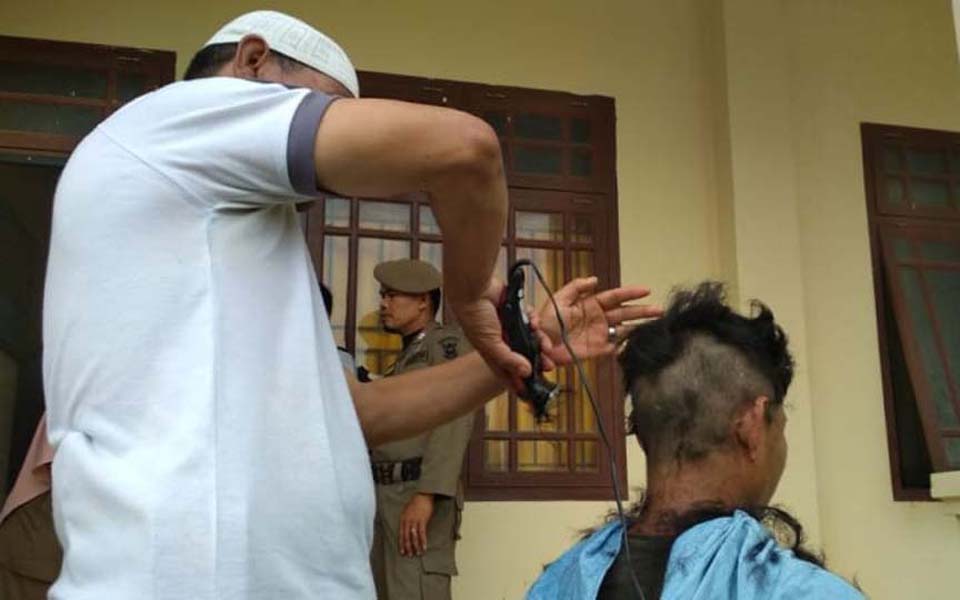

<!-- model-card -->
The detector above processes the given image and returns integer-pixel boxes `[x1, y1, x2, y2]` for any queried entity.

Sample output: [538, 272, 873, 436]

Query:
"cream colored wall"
[0, 2, 738, 598]
[2, 0, 957, 598]
[784, 0, 960, 596]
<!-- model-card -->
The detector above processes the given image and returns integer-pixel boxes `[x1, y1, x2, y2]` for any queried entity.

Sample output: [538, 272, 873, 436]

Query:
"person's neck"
[631, 455, 751, 536]
[399, 317, 433, 348]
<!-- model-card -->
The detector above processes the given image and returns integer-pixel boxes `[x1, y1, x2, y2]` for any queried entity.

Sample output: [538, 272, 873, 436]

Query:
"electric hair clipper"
[499, 261, 558, 421]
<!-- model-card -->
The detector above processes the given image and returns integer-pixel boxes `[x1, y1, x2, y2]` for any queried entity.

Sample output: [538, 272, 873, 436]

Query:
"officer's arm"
[418, 413, 473, 497]
[349, 352, 501, 447]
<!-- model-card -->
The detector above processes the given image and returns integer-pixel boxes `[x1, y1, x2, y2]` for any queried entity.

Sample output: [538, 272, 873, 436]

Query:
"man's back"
[43, 78, 374, 599]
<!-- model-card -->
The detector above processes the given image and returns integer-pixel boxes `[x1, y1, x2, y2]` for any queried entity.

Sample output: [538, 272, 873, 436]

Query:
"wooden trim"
[0, 131, 78, 153]
[862, 123, 960, 498]
[311, 71, 622, 501]
[0, 35, 175, 155]
[863, 122, 925, 499]
[877, 229, 950, 470]
[0, 91, 106, 108]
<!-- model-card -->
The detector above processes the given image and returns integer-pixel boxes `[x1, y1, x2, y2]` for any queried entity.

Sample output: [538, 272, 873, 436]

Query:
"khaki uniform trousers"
[0, 492, 62, 600]
[370, 480, 461, 600]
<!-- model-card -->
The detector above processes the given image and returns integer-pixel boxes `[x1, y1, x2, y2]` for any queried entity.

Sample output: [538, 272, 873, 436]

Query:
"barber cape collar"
[204, 10, 359, 98]
[526, 510, 864, 600]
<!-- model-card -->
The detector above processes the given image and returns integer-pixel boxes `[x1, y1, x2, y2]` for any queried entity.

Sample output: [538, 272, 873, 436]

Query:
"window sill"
[930, 471, 960, 518]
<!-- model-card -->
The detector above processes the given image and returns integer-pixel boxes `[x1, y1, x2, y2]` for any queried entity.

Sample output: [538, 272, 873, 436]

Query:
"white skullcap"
[204, 10, 358, 97]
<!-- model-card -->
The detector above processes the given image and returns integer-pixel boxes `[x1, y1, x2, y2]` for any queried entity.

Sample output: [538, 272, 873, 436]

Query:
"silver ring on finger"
[607, 326, 617, 343]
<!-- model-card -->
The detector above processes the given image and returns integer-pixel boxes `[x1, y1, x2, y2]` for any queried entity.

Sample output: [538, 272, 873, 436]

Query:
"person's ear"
[733, 396, 770, 462]
[231, 35, 272, 79]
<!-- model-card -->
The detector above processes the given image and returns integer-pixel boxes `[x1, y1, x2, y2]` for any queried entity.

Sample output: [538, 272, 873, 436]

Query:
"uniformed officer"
[369, 259, 473, 600]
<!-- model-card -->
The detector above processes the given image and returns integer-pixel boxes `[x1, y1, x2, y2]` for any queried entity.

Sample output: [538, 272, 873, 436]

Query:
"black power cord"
[517, 260, 647, 600]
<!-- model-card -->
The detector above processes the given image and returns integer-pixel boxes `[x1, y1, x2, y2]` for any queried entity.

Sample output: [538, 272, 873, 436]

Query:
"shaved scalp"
[618, 282, 794, 464]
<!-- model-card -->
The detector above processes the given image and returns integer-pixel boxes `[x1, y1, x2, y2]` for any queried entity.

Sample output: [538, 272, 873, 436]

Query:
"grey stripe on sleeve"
[287, 91, 338, 196]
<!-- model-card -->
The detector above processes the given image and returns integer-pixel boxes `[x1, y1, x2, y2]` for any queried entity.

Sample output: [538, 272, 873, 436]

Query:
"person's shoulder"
[108, 78, 304, 124]
[427, 323, 470, 360]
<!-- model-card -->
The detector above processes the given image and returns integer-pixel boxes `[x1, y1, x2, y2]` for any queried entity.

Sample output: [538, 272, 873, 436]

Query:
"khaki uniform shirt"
[370, 321, 473, 596]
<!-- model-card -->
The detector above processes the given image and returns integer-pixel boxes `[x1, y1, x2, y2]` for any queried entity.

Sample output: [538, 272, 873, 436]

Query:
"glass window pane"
[885, 177, 904, 205]
[882, 146, 902, 172]
[517, 367, 567, 432]
[910, 180, 951, 207]
[517, 440, 568, 472]
[0, 99, 101, 137]
[356, 237, 410, 375]
[571, 150, 592, 177]
[950, 152, 960, 175]
[926, 270, 960, 389]
[419, 205, 440, 234]
[906, 148, 947, 175]
[515, 247, 564, 312]
[484, 440, 509, 472]
[485, 393, 509, 431]
[571, 118, 591, 143]
[358, 200, 410, 232]
[573, 360, 599, 433]
[918, 240, 960, 262]
[946, 438, 960, 470]
[898, 267, 959, 428]
[516, 211, 563, 242]
[0, 61, 107, 98]
[514, 114, 562, 140]
[419, 241, 443, 275]
[515, 146, 562, 175]
[892, 238, 912, 260]
[324, 197, 350, 227]
[572, 215, 593, 244]
[572, 250, 595, 279]
[574, 441, 599, 472]
[483, 111, 508, 135]
[117, 71, 147, 103]
[321, 235, 350, 347]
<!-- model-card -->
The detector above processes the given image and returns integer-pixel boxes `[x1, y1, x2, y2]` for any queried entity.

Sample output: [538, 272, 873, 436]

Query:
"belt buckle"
[373, 462, 395, 485]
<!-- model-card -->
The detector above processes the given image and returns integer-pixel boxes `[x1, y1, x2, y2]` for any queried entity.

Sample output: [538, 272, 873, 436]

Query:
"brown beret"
[374, 259, 442, 294]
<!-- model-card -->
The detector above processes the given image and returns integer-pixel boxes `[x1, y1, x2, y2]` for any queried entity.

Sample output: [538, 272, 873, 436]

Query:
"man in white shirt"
[42, 10, 657, 599]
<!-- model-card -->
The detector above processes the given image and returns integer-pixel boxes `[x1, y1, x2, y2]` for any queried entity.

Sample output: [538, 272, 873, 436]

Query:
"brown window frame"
[305, 71, 625, 501]
[0, 35, 175, 154]
[862, 123, 960, 501]
[0, 36, 175, 491]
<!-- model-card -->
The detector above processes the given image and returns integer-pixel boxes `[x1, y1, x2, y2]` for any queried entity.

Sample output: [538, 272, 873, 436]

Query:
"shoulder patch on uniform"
[439, 336, 459, 360]
[408, 349, 429, 365]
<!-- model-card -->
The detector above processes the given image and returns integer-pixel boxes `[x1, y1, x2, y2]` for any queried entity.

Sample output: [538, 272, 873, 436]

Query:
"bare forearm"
[429, 156, 507, 304]
[350, 352, 503, 446]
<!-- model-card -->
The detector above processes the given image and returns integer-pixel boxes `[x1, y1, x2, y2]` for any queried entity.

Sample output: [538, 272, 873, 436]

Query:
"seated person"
[528, 282, 864, 600]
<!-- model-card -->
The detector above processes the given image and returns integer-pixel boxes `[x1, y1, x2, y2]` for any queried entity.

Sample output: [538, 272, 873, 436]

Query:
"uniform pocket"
[420, 547, 457, 576]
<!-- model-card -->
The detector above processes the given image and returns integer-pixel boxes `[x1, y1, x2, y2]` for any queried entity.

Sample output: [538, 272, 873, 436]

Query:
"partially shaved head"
[619, 282, 794, 466]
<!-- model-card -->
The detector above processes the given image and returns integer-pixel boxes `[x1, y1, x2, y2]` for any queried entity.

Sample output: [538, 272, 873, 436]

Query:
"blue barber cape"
[527, 510, 863, 600]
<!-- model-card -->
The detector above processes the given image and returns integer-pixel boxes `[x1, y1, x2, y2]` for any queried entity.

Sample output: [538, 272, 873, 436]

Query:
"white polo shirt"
[43, 77, 374, 599]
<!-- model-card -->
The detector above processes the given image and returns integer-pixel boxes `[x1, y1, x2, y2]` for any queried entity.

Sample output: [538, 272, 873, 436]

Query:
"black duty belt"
[371, 457, 422, 485]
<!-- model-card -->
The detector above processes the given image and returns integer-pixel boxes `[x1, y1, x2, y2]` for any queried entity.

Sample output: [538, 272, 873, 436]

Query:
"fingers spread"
[605, 304, 662, 324]
[595, 286, 652, 310]
[554, 276, 598, 304]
